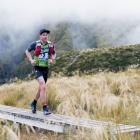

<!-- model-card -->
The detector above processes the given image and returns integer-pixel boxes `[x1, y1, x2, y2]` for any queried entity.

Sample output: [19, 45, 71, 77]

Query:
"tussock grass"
[47, 71, 140, 124]
[0, 68, 140, 139]
[0, 122, 20, 140]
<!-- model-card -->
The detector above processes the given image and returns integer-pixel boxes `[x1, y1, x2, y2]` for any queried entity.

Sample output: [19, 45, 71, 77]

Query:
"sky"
[0, 0, 140, 48]
[1, 0, 140, 27]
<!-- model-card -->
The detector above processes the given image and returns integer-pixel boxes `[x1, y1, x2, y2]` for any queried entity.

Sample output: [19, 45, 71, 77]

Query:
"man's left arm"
[48, 42, 56, 64]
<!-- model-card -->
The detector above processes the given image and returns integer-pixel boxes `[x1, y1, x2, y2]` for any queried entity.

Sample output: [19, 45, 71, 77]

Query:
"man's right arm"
[25, 42, 36, 65]
[25, 50, 36, 65]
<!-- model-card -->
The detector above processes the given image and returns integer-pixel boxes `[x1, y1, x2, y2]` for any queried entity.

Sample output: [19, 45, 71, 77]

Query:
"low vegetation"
[51, 44, 140, 75]
[0, 68, 140, 139]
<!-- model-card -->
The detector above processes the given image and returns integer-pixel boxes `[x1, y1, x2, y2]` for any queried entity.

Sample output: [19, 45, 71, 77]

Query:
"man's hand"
[25, 50, 36, 66]
[52, 59, 56, 64]
[48, 59, 56, 64]
[30, 59, 36, 66]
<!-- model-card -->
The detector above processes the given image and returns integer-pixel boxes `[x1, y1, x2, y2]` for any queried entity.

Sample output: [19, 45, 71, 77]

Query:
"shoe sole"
[44, 112, 52, 115]
[32, 111, 36, 114]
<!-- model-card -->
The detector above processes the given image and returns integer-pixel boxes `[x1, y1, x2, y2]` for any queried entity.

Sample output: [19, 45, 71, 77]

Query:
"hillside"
[1, 21, 140, 84]
[11, 44, 140, 80]
[50, 44, 140, 75]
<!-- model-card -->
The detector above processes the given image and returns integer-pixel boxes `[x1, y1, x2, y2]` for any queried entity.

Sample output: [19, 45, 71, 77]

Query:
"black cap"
[40, 29, 50, 35]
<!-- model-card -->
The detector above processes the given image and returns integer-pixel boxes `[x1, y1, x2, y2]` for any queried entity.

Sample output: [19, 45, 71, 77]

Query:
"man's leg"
[30, 88, 40, 113]
[30, 68, 41, 113]
[35, 88, 40, 101]
[38, 76, 51, 115]
[38, 76, 47, 105]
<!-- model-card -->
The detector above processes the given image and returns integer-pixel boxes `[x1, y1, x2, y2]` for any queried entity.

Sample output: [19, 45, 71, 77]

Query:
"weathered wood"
[0, 104, 139, 134]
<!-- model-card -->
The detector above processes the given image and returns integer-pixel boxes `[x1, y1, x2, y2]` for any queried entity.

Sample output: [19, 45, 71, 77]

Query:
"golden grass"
[0, 68, 140, 139]
[47, 71, 140, 124]
[0, 122, 20, 140]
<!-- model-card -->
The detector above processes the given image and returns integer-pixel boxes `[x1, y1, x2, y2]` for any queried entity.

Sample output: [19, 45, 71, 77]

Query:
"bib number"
[39, 53, 48, 60]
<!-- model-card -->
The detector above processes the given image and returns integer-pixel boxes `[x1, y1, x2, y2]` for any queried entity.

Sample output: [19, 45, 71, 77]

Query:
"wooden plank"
[0, 105, 139, 134]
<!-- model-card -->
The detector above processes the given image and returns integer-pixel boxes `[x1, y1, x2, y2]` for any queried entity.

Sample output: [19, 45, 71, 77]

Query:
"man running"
[25, 29, 56, 115]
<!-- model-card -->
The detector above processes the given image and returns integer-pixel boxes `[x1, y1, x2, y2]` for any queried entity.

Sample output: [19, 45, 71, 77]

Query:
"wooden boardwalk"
[0, 104, 139, 134]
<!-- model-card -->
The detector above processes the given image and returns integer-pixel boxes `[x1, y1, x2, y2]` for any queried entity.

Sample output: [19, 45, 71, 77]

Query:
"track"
[0, 104, 139, 134]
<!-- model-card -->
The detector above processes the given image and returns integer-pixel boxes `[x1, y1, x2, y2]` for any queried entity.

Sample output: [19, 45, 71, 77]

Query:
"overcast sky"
[1, 0, 140, 27]
[0, 0, 140, 48]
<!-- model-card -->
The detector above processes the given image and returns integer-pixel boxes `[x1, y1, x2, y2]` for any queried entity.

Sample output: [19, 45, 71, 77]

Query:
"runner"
[25, 29, 56, 115]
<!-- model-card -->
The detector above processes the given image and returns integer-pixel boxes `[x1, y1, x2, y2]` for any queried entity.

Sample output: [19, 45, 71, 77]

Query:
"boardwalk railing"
[0, 104, 139, 134]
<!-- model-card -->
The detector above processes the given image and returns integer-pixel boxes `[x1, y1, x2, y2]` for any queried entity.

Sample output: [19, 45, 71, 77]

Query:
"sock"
[43, 105, 48, 108]
[43, 105, 49, 111]
[33, 99, 37, 104]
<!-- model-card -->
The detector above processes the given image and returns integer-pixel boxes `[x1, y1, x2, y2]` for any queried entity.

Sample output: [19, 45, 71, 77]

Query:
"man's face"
[40, 32, 49, 42]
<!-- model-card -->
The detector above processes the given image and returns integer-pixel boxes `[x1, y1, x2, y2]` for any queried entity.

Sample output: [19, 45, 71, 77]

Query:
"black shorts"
[34, 66, 49, 83]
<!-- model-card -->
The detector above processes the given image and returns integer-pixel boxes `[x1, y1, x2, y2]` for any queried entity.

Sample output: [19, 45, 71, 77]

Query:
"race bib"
[39, 53, 48, 60]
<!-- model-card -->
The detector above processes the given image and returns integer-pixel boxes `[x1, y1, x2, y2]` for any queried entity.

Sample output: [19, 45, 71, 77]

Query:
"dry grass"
[0, 68, 140, 139]
[0, 122, 20, 140]
[48, 71, 140, 125]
